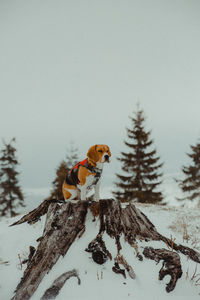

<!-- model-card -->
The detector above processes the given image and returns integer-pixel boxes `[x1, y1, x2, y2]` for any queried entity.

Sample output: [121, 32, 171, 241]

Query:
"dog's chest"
[86, 175, 96, 188]
[84, 171, 102, 190]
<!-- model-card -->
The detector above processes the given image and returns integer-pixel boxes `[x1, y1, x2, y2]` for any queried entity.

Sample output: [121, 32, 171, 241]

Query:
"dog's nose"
[105, 155, 109, 161]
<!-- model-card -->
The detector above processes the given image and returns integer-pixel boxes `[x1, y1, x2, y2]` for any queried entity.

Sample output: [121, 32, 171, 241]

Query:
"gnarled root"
[41, 269, 80, 300]
[143, 247, 182, 292]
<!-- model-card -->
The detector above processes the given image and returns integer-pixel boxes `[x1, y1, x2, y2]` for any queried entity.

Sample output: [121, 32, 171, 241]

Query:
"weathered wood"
[121, 202, 161, 241]
[85, 235, 112, 264]
[143, 247, 183, 292]
[10, 198, 63, 226]
[22, 246, 36, 266]
[41, 269, 81, 300]
[87, 199, 160, 263]
[112, 262, 126, 278]
[115, 254, 136, 279]
[11, 198, 200, 299]
[86, 199, 200, 290]
[11, 201, 88, 300]
[159, 235, 200, 263]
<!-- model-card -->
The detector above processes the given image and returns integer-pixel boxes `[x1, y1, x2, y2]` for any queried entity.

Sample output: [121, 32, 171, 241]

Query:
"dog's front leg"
[80, 186, 87, 201]
[77, 189, 81, 200]
[94, 180, 100, 202]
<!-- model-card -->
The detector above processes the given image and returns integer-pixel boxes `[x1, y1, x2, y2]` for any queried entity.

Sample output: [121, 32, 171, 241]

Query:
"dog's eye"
[98, 150, 103, 153]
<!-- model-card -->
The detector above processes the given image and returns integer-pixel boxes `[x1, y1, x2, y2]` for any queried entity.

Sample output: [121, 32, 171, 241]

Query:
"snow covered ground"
[22, 172, 200, 211]
[0, 199, 200, 300]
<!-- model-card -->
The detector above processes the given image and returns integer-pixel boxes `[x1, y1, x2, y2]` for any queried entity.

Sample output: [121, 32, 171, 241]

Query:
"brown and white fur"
[62, 144, 111, 202]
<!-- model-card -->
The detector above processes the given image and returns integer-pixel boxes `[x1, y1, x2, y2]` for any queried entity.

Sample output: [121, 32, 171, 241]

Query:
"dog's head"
[87, 144, 111, 166]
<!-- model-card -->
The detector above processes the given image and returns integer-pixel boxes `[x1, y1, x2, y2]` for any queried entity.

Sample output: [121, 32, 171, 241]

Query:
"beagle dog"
[62, 144, 111, 202]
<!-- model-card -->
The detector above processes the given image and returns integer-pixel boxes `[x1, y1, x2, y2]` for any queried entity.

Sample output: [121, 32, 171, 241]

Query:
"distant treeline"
[1, 105, 200, 217]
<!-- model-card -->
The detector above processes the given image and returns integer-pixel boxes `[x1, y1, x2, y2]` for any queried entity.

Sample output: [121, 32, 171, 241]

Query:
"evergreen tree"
[113, 107, 163, 203]
[65, 141, 79, 170]
[0, 138, 25, 217]
[46, 142, 79, 200]
[176, 141, 200, 204]
[47, 160, 68, 200]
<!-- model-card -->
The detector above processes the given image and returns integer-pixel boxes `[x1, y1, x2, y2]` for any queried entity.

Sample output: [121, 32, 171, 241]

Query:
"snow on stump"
[11, 198, 200, 299]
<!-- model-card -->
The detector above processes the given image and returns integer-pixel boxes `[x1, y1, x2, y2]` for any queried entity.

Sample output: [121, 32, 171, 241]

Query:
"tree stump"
[11, 199, 200, 299]
[11, 201, 88, 300]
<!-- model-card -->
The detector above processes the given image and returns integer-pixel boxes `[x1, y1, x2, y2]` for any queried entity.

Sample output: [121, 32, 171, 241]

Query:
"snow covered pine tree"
[113, 106, 163, 203]
[176, 140, 200, 205]
[0, 138, 24, 217]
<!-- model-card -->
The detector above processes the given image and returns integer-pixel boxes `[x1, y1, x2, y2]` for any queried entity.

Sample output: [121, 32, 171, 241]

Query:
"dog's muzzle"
[104, 154, 110, 163]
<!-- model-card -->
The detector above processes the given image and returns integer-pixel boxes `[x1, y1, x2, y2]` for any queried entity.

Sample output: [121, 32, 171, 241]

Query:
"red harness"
[69, 158, 88, 174]
[66, 158, 90, 186]
[66, 158, 102, 187]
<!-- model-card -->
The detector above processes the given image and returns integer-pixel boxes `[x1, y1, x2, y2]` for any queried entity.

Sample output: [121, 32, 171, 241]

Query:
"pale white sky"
[0, 0, 200, 189]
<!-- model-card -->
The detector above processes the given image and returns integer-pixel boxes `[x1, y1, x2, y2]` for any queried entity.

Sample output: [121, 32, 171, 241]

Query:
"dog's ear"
[87, 145, 99, 163]
[107, 146, 111, 157]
